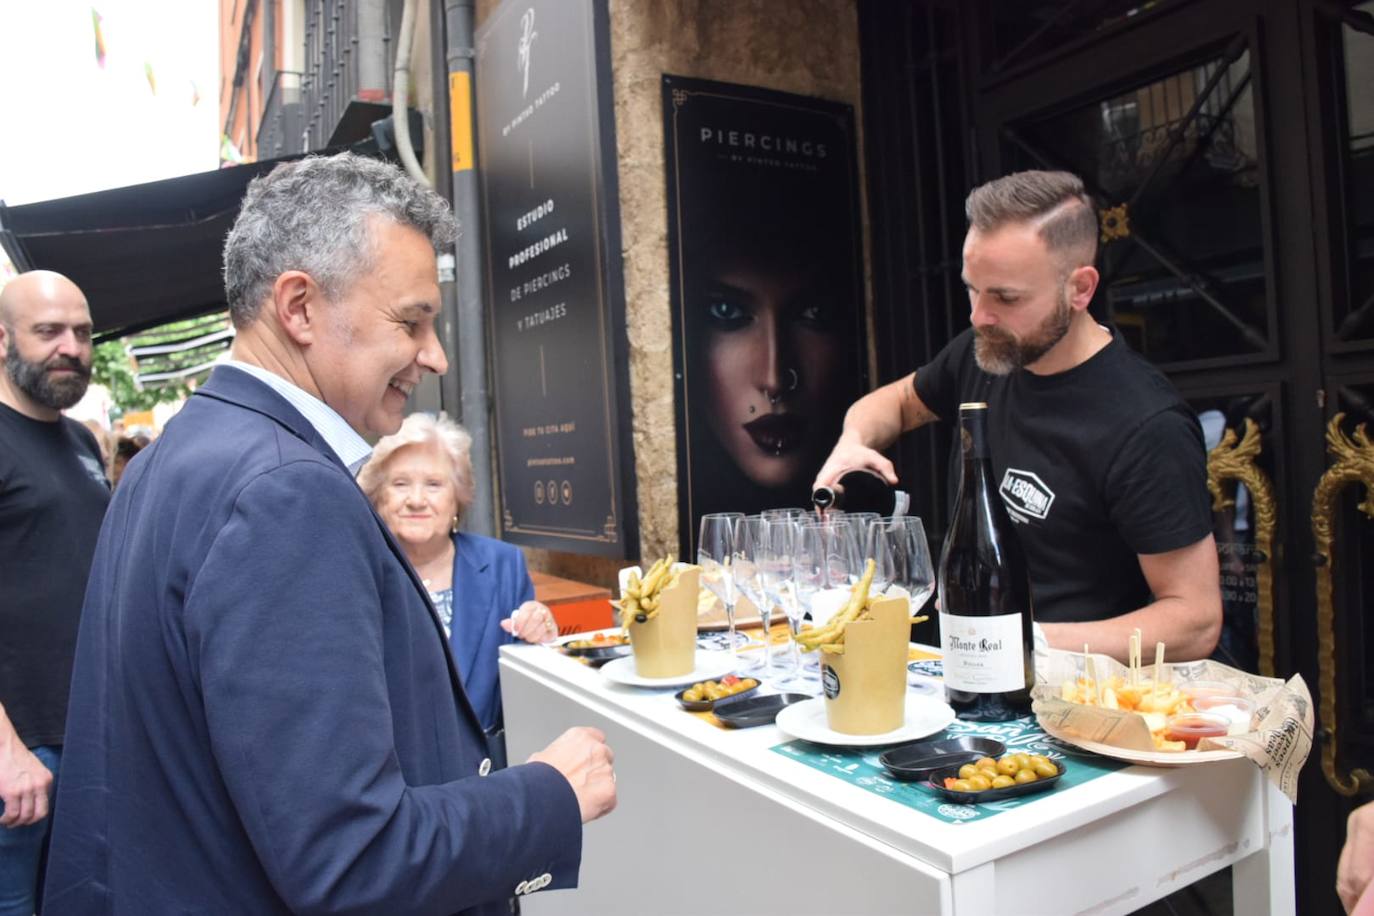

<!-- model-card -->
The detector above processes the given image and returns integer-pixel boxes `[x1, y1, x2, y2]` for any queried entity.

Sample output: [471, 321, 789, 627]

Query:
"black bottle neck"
[958, 405, 991, 463]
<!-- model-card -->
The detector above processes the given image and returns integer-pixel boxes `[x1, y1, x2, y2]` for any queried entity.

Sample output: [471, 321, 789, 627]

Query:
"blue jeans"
[0, 745, 59, 916]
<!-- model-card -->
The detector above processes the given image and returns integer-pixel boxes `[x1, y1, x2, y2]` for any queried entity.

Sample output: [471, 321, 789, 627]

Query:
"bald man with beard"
[0, 271, 110, 916]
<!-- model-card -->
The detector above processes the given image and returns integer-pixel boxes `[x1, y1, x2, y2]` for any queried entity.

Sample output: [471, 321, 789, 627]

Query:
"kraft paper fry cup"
[622, 564, 700, 678]
[821, 594, 909, 734]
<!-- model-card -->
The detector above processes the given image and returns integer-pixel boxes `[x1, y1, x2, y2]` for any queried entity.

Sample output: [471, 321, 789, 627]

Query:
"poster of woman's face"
[664, 76, 868, 556]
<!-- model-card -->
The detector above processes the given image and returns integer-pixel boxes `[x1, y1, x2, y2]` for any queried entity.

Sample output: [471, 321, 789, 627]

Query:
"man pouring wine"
[812, 170, 1222, 668]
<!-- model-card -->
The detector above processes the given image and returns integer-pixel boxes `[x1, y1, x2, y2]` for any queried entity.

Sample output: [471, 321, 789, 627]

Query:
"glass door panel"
[1005, 46, 1274, 367]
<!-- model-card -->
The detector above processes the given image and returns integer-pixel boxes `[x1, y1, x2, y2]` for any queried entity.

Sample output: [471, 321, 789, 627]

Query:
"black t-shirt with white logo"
[915, 328, 1212, 623]
[0, 403, 111, 746]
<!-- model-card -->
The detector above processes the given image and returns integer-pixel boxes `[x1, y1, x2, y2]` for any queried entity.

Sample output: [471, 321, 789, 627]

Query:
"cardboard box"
[621, 565, 700, 678]
[821, 594, 909, 734]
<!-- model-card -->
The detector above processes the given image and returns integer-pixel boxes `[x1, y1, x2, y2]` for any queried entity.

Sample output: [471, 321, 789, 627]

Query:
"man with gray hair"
[815, 169, 1220, 665]
[0, 270, 109, 916]
[44, 153, 614, 914]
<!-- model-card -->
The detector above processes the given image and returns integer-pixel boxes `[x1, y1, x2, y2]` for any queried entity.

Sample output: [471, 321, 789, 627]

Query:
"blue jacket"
[44, 366, 582, 915]
[448, 532, 533, 735]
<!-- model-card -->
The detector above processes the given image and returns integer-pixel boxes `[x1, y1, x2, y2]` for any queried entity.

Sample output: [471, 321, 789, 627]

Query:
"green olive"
[991, 774, 1015, 788]
[967, 774, 992, 791]
[951, 779, 973, 791]
[1028, 754, 1052, 768]
[996, 757, 1020, 776]
[974, 757, 997, 770]
[1014, 768, 1038, 784]
[683, 688, 702, 703]
[1032, 760, 1059, 779]
[958, 764, 979, 780]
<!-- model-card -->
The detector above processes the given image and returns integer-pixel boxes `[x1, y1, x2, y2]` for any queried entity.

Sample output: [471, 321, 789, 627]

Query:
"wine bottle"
[811, 468, 909, 516]
[937, 402, 1035, 721]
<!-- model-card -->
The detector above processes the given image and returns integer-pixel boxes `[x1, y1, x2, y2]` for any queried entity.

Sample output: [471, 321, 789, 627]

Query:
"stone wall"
[474, 0, 868, 589]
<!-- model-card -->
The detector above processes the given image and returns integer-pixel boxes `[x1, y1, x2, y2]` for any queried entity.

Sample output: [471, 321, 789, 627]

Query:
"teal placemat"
[771, 716, 1129, 824]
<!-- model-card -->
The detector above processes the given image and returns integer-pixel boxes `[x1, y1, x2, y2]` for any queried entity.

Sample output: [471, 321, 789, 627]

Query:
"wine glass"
[732, 516, 772, 673]
[760, 516, 804, 677]
[867, 516, 936, 611]
[762, 507, 811, 523]
[845, 512, 880, 553]
[698, 512, 744, 662]
[794, 518, 862, 630]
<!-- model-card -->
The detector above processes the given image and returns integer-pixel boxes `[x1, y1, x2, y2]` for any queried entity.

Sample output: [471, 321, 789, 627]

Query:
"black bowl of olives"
[560, 634, 633, 667]
[674, 674, 761, 711]
[927, 752, 1065, 804]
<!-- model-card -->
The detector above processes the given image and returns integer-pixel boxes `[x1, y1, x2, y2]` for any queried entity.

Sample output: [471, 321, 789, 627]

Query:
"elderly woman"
[358, 413, 557, 747]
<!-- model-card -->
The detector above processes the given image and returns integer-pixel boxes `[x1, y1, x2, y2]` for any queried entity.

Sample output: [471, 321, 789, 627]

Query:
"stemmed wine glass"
[794, 518, 863, 632]
[732, 516, 772, 673]
[698, 512, 744, 662]
[844, 512, 880, 551]
[759, 516, 804, 678]
[866, 516, 936, 611]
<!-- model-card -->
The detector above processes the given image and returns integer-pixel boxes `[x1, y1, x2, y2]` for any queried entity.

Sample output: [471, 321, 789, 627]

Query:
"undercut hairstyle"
[222, 152, 458, 327]
[358, 412, 476, 521]
[965, 170, 1098, 269]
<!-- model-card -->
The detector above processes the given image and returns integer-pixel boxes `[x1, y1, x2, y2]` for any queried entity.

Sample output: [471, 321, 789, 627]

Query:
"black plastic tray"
[926, 760, 1065, 804]
[561, 641, 633, 667]
[879, 735, 1007, 782]
[674, 677, 761, 712]
[712, 692, 812, 728]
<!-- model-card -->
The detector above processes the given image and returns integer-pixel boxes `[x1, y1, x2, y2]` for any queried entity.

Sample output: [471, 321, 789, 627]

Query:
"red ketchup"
[1164, 713, 1230, 749]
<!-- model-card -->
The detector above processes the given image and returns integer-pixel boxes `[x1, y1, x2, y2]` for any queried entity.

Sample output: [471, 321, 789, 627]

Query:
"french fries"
[793, 559, 929, 655]
[616, 556, 679, 632]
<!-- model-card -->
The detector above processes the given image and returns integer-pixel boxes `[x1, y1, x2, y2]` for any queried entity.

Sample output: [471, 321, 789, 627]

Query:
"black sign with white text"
[476, 0, 635, 557]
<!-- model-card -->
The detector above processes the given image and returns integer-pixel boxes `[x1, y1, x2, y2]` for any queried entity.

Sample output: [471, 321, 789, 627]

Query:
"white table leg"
[1231, 781, 1295, 916]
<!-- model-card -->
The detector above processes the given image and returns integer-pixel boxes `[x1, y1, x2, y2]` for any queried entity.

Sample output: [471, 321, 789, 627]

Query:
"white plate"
[600, 650, 737, 688]
[774, 695, 957, 747]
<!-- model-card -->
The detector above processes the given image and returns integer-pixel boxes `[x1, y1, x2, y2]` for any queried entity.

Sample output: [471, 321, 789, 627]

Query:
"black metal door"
[860, 1, 1374, 912]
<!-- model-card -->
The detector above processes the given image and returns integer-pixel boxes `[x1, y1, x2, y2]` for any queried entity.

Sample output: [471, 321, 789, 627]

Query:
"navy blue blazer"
[447, 532, 533, 735]
[44, 366, 582, 915]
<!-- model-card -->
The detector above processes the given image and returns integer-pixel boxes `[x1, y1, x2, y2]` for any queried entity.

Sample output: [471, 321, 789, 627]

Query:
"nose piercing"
[767, 368, 799, 406]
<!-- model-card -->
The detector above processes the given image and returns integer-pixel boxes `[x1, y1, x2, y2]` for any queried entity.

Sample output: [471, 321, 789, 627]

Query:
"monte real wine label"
[938, 611, 1028, 693]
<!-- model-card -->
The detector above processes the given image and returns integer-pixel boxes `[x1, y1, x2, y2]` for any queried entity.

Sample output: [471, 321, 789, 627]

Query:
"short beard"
[973, 291, 1074, 376]
[5, 336, 92, 410]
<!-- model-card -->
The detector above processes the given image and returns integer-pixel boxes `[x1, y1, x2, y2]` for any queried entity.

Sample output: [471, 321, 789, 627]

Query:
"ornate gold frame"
[1311, 413, 1374, 796]
[1206, 419, 1277, 677]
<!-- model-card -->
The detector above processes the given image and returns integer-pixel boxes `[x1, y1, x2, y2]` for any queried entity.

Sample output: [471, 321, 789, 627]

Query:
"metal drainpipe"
[444, 0, 495, 537]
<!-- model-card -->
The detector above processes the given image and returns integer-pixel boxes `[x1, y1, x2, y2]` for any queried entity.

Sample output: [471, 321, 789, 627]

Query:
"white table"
[500, 641, 1294, 915]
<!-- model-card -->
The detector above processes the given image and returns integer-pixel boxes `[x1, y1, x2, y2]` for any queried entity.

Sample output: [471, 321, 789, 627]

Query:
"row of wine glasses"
[696, 510, 935, 680]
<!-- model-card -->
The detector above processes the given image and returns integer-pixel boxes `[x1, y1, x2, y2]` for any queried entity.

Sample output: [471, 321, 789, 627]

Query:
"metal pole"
[444, 0, 495, 536]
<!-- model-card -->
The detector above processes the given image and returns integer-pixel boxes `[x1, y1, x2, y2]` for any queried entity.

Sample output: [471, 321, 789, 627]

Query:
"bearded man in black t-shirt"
[0, 270, 110, 913]
[814, 170, 1221, 664]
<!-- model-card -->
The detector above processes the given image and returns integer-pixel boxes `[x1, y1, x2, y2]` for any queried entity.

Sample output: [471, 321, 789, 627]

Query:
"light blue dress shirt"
[223, 360, 372, 473]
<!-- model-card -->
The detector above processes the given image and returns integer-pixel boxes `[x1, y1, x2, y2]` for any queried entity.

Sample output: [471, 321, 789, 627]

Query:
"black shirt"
[0, 403, 110, 746]
[915, 328, 1212, 623]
